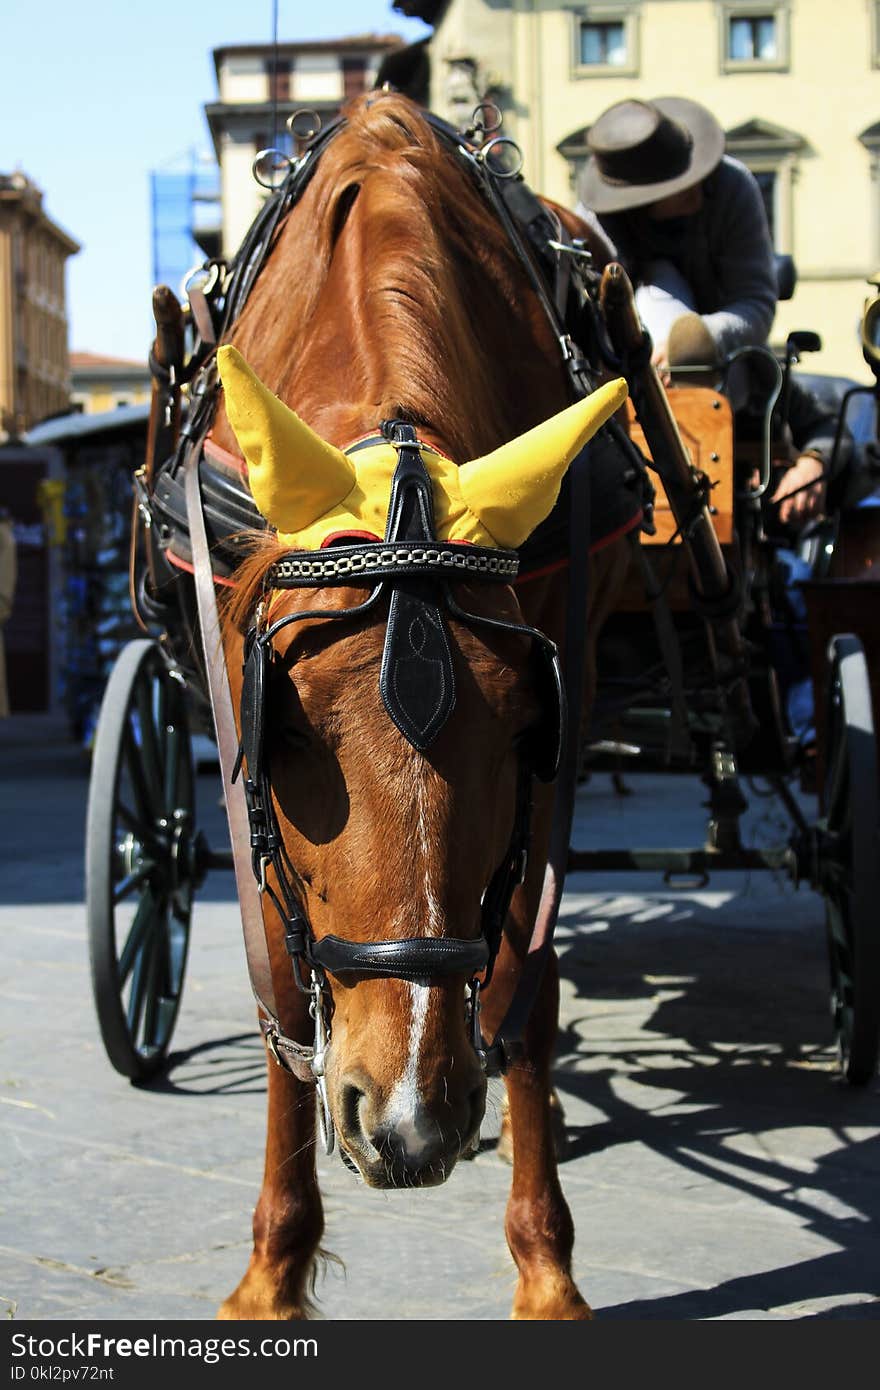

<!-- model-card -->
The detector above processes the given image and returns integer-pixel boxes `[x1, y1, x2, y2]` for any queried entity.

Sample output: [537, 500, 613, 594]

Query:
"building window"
[724, 117, 806, 253]
[580, 21, 626, 66]
[342, 57, 367, 101]
[290, 55, 343, 104]
[265, 58, 290, 103]
[720, 4, 789, 72]
[573, 7, 640, 79]
[729, 14, 777, 61]
[751, 169, 777, 245]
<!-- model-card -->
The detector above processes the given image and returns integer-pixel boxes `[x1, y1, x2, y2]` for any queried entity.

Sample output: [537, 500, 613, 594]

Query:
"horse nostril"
[339, 1081, 366, 1141]
[370, 1123, 405, 1162]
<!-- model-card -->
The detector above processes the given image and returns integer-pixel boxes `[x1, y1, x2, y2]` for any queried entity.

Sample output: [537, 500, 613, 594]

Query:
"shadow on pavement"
[136, 1031, 267, 1097]
[553, 891, 880, 1319]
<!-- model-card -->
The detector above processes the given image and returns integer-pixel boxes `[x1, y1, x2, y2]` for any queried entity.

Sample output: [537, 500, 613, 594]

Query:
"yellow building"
[0, 172, 79, 438]
[69, 353, 151, 414]
[420, 0, 880, 379]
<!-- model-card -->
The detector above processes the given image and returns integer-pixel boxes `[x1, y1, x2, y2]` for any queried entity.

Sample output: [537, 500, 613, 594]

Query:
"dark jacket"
[576, 156, 778, 357]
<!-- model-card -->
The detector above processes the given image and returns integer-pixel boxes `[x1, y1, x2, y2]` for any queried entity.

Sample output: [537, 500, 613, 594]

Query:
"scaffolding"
[150, 150, 221, 297]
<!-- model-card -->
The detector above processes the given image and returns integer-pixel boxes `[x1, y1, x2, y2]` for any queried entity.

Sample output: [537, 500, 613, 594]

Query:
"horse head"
[218, 340, 623, 1186]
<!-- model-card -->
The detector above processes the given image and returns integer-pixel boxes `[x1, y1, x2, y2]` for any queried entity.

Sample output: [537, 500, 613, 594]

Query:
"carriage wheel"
[86, 639, 199, 1080]
[819, 634, 880, 1085]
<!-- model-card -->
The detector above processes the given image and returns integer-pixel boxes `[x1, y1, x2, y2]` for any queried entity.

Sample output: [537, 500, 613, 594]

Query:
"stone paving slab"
[1, 714, 878, 1321]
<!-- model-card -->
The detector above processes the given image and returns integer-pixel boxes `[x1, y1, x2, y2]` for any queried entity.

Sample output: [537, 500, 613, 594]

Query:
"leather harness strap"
[482, 442, 592, 1072]
[184, 442, 316, 1084]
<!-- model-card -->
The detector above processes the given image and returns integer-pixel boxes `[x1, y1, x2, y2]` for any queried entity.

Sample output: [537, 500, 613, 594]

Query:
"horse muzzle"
[333, 1067, 488, 1188]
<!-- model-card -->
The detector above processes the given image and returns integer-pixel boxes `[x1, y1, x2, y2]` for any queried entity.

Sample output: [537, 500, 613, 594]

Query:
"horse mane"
[220, 91, 581, 629]
[224, 92, 568, 455]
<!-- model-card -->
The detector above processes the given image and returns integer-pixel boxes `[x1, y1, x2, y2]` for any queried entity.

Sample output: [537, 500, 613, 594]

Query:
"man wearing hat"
[575, 96, 778, 384]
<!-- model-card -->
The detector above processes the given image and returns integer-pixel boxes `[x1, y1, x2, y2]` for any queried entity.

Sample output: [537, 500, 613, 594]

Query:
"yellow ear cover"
[217, 345, 626, 551]
[217, 344, 356, 534]
[457, 377, 628, 549]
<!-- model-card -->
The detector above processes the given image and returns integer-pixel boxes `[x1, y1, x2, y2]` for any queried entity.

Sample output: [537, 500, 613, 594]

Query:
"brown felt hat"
[578, 97, 725, 213]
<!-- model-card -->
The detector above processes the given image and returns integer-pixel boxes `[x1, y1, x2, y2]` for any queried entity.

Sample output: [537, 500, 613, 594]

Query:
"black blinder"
[239, 630, 269, 785]
[378, 420, 456, 751]
[528, 640, 566, 783]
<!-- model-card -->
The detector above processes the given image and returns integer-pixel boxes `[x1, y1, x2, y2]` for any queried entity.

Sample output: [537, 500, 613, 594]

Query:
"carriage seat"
[622, 388, 735, 548]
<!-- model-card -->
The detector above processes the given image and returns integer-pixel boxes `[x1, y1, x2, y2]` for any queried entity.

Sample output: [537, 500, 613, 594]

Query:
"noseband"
[233, 422, 565, 1147]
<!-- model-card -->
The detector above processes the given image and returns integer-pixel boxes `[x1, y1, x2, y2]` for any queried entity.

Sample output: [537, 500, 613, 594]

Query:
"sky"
[2, 2, 431, 361]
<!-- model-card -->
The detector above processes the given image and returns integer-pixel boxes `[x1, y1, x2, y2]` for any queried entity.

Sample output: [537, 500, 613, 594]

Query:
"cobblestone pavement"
[1, 712, 878, 1321]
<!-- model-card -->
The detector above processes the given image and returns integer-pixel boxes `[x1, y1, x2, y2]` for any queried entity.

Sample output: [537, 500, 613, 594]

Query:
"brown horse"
[210, 91, 632, 1320]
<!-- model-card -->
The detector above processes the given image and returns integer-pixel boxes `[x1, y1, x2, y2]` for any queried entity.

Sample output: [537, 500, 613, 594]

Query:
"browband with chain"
[266, 541, 519, 587]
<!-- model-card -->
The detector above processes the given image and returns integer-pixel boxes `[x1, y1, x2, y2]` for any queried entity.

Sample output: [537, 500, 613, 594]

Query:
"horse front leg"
[219, 995, 325, 1319]
[483, 944, 591, 1321]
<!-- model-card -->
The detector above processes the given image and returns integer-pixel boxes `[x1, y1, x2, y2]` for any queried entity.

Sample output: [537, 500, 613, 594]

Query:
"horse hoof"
[512, 1284, 593, 1320]
[217, 1271, 312, 1321]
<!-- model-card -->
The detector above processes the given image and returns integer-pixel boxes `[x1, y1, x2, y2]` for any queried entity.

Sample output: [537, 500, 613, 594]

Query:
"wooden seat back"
[615, 386, 735, 611]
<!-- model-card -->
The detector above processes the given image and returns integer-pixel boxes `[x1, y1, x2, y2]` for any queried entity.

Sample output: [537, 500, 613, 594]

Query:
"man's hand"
[771, 453, 826, 526]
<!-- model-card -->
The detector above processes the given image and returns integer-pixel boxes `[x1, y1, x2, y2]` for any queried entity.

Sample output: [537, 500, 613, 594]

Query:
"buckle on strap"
[308, 978, 335, 1155]
[263, 1024, 287, 1069]
[467, 979, 486, 1068]
[260, 1019, 316, 1084]
[480, 1035, 526, 1077]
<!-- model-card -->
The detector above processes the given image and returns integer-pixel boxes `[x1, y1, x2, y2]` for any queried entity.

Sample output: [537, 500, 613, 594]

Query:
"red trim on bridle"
[321, 529, 381, 546]
[165, 547, 238, 588]
[204, 435, 248, 474]
[514, 509, 643, 586]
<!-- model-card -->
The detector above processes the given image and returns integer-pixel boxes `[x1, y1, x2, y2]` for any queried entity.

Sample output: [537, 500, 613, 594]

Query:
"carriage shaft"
[599, 263, 755, 746]
[567, 844, 797, 876]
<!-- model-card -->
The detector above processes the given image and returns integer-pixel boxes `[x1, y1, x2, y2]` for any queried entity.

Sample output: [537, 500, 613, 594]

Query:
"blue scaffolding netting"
[150, 152, 220, 297]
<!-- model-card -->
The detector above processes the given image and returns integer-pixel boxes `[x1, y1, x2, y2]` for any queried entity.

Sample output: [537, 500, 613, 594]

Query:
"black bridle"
[232, 423, 565, 1124]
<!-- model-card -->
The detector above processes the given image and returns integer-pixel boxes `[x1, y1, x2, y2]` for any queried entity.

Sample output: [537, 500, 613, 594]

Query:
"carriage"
[83, 95, 880, 1319]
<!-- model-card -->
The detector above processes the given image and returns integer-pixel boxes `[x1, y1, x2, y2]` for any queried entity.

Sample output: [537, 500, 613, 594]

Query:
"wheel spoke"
[126, 927, 153, 1040]
[134, 676, 165, 815]
[141, 915, 167, 1050]
[113, 859, 156, 904]
[116, 801, 152, 839]
[118, 886, 158, 985]
[826, 899, 852, 962]
[153, 996, 177, 1048]
[122, 719, 158, 824]
[155, 677, 169, 771]
[164, 720, 183, 819]
[166, 916, 187, 995]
